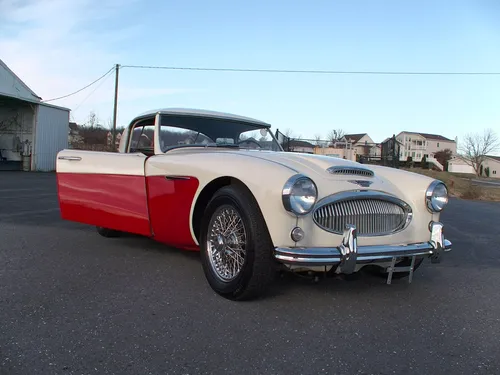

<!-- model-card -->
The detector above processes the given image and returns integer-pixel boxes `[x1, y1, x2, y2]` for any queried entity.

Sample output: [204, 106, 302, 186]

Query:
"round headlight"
[282, 174, 318, 215]
[425, 180, 448, 212]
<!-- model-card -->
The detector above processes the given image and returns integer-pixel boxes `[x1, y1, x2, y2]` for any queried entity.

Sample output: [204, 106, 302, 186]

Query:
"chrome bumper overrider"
[274, 221, 452, 274]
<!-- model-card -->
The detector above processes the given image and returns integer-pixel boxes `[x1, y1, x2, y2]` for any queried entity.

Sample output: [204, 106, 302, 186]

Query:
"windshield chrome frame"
[154, 112, 162, 154]
[237, 127, 284, 152]
[152, 112, 283, 154]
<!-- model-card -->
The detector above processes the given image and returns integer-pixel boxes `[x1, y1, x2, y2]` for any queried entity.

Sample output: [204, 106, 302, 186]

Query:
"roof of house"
[381, 137, 404, 145]
[0, 58, 42, 102]
[486, 155, 500, 162]
[69, 122, 78, 130]
[290, 139, 314, 148]
[400, 131, 454, 142]
[449, 155, 470, 163]
[343, 133, 367, 143]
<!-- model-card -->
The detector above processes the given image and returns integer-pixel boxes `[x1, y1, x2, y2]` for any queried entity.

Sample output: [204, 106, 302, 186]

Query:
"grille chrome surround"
[327, 166, 374, 178]
[312, 191, 412, 237]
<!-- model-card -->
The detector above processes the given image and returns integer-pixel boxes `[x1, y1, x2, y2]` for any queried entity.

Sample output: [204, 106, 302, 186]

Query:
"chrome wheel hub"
[206, 205, 247, 282]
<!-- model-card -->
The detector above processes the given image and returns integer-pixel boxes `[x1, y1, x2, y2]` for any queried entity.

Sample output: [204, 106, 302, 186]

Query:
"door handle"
[58, 156, 82, 161]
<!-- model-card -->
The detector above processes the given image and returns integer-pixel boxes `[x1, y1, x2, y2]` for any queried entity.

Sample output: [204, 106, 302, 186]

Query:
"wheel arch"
[191, 176, 265, 243]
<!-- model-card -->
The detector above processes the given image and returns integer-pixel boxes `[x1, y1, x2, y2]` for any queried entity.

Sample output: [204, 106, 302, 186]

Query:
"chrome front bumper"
[274, 221, 452, 274]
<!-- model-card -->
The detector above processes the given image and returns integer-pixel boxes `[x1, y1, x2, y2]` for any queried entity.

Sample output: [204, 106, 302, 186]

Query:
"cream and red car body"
[56, 108, 452, 298]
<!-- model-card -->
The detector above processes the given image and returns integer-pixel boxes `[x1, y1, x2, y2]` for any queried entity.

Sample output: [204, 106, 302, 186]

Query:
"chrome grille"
[313, 192, 411, 236]
[327, 166, 374, 177]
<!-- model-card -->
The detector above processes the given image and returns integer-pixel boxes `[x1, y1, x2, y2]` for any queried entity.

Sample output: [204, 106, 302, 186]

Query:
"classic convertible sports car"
[56, 108, 452, 300]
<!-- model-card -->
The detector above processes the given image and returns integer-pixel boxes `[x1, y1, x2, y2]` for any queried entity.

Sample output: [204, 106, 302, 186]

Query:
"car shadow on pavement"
[107, 233, 444, 300]
[275, 269, 433, 295]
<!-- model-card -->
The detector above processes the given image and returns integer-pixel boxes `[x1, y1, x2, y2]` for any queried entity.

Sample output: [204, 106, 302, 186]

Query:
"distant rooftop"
[289, 139, 315, 148]
[486, 155, 500, 162]
[343, 133, 367, 143]
[400, 131, 455, 142]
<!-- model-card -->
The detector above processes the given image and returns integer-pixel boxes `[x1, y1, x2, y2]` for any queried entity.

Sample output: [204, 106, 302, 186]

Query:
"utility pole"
[112, 63, 120, 151]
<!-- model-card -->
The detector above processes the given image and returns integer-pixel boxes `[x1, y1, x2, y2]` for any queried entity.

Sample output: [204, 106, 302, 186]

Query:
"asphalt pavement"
[1, 172, 499, 375]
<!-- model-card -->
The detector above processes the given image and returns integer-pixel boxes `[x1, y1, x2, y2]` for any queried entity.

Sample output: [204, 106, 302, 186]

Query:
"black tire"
[96, 226, 122, 238]
[199, 185, 277, 300]
[366, 257, 424, 280]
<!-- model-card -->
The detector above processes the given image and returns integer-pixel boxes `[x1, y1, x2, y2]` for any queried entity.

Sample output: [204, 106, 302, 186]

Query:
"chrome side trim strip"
[165, 175, 191, 180]
[57, 156, 82, 161]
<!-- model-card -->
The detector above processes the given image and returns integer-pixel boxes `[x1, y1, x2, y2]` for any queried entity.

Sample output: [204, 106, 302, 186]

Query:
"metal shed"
[32, 103, 70, 171]
[0, 59, 70, 172]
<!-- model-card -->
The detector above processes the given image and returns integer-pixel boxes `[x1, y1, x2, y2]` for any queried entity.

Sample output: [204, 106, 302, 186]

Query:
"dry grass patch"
[401, 168, 500, 202]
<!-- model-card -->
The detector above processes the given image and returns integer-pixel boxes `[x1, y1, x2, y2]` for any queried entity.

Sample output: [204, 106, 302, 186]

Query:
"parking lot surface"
[1, 172, 500, 375]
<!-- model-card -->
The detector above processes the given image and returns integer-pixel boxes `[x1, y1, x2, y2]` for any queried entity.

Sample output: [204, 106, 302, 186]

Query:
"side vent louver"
[327, 166, 374, 178]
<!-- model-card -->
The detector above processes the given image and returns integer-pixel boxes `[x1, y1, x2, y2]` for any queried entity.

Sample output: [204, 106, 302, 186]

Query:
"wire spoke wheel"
[200, 185, 276, 300]
[206, 205, 247, 282]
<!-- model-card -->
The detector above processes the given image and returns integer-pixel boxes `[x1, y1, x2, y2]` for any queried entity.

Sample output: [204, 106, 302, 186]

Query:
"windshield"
[158, 126, 282, 152]
[157, 114, 282, 152]
[128, 114, 284, 154]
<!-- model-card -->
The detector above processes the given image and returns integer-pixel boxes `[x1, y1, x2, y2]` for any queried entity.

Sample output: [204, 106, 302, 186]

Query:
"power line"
[122, 64, 500, 75]
[42, 66, 115, 102]
[72, 68, 115, 113]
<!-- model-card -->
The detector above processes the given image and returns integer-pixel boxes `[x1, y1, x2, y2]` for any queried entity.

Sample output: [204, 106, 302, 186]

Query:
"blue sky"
[1, 0, 499, 144]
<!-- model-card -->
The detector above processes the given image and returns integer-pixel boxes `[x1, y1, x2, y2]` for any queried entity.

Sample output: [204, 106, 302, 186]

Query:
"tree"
[459, 128, 500, 176]
[314, 134, 322, 146]
[282, 128, 295, 139]
[86, 111, 99, 128]
[327, 129, 346, 146]
[78, 111, 108, 146]
[421, 154, 428, 169]
[434, 148, 453, 168]
[0, 111, 22, 135]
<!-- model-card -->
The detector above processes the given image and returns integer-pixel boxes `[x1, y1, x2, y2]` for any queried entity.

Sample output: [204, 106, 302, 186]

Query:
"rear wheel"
[96, 226, 122, 238]
[200, 185, 276, 300]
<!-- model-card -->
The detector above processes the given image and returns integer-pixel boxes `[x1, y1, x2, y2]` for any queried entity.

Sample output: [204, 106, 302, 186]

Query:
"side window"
[129, 124, 155, 153]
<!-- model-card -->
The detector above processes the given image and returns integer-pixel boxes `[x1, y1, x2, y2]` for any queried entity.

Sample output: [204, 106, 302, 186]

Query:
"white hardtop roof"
[135, 107, 271, 127]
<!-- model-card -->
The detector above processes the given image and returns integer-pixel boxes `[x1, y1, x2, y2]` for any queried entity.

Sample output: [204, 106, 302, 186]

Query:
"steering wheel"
[238, 139, 262, 148]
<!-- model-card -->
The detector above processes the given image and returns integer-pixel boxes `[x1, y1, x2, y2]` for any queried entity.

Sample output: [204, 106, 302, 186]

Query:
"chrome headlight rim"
[425, 180, 449, 213]
[282, 174, 318, 216]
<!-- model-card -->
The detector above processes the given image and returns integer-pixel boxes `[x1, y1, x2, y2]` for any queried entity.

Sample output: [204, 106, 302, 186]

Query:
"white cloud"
[0, 0, 200, 125]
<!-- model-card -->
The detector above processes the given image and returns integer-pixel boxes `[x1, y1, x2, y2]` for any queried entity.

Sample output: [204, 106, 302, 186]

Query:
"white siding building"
[0, 59, 70, 171]
[396, 131, 457, 162]
[342, 133, 381, 158]
[481, 156, 500, 179]
[447, 155, 475, 174]
[289, 140, 315, 154]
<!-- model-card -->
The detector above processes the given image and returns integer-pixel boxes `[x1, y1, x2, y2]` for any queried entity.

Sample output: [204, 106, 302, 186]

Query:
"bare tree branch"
[459, 128, 500, 176]
[86, 111, 99, 128]
[0, 111, 22, 135]
[282, 128, 295, 139]
[314, 133, 322, 146]
[327, 129, 346, 144]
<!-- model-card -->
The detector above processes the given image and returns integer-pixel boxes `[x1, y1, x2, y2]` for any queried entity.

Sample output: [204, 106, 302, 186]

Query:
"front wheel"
[200, 185, 277, 300]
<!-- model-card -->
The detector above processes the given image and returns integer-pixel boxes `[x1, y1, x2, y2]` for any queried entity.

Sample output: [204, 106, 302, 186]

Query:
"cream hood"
[225, 150, 436, 206]
[165, 148, 437, 204]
